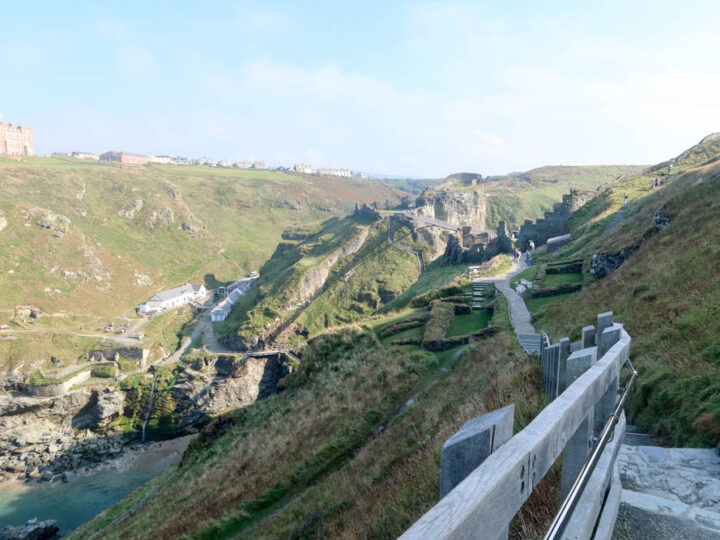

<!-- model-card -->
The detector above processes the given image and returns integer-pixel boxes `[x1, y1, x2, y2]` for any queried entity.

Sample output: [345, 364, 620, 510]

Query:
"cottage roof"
[149, 284, 195, 303]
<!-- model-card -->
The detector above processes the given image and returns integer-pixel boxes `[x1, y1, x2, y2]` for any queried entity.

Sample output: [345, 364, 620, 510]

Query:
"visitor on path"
[528, 240, 535, 252]
[525, 252, 532, 266]
[624, 193, 628, 206]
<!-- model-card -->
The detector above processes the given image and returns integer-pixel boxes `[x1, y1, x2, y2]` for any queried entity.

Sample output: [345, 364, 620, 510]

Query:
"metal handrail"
[543, 357, 638, 540]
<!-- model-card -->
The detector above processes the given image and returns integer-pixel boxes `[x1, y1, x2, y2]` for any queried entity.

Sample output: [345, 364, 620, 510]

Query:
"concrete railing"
[401, 312, 632, 540]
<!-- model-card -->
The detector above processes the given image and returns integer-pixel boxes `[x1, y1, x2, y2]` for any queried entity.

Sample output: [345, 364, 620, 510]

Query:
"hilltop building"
[292, 163, 315, 174]
[100, 151, 150, 165]
[0, 122, 34, 156]
[149, 155, 173, 164]
[138, 283, 208, 315]
[318, 167, 352, 178]
[71, 152, 99, 160]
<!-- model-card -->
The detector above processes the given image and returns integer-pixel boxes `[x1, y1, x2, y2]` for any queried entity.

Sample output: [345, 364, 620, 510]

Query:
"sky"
[2, 1, 720, 177]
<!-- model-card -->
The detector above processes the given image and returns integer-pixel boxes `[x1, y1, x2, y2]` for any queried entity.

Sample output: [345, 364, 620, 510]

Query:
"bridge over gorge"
[402, 311, 637, 540]
[400, 211, 497, 238]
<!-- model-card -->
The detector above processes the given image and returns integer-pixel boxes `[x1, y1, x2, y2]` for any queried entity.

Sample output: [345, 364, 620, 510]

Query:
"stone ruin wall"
[517, 188, 597, 250]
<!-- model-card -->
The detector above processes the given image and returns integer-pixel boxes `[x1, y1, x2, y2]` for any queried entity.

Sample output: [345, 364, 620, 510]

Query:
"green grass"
[71, 326, 549, 540]
[541, 272, 583, 288]
[381, 260, 467, 312]
[531, 135, 720, 446]
[483, 165, 642, 229]
[510, 266, 539, 288]
[0, 158, 405, 373]
[446, 310, 492, 337]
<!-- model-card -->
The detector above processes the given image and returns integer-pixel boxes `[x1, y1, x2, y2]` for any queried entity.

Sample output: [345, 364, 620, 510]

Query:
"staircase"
[517, 333, 542, 355]
[472, 281, 491, 309]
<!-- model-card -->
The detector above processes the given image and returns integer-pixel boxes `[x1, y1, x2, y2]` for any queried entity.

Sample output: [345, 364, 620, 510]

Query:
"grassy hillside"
[71, 288, 554, 540]
[484, 164, 641, 228]
[529, 135, 720, 446]
[215, 215, 422, 348]
[0, 157, 403, 371]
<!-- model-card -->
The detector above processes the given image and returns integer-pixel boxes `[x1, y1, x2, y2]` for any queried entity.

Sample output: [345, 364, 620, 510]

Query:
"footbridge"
[402, 311, 637, 540]
[400, 211, 496, 238]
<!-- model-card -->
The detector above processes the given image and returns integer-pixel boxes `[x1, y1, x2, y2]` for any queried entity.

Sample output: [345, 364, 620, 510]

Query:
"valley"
[1, 146, 716, 539]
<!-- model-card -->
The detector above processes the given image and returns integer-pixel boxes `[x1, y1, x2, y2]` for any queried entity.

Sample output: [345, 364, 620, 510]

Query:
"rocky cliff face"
[411, 183, 487, 261]
[293, 226, 369, 306]
[0, 353, 289, 482]
[171, 354, 290, 426]
[414, 185, 486, 229]
[0, 389, 126, 482]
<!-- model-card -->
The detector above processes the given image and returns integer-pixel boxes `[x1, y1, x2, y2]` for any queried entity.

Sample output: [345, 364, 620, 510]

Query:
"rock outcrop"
[143, 207, 174, 231]
[353, 203, 381, 222]
[590, 249, 636, 278]
[0, 389, 126, 481]
[118, 198, 144, 219]
[415, 184, 486, 230]
[171, 354, 291, 427]
[2, 518, 59, 540]
[23, 208, 72, 239]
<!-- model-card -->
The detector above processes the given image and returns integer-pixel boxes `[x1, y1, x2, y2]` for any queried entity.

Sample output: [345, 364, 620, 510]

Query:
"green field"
[446, 310, 492, 337]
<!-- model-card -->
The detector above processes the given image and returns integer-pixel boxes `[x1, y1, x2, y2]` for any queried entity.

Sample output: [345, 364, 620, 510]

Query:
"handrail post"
[560, 347, 597, 497]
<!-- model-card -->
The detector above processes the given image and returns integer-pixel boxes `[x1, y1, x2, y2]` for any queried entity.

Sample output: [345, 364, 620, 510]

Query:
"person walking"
[624, 193, 628, 206]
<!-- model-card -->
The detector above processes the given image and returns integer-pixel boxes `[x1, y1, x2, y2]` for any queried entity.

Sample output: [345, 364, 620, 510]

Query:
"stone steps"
[616, 445, 720, 539]
[517, 333, 542, 354]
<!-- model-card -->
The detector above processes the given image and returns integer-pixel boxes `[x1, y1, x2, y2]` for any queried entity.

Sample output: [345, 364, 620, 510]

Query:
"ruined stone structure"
[0, 122, 34, 156]
[516, 188, 597, 250]
[412, 179, 487, 261]
[443, 221, 513, 265]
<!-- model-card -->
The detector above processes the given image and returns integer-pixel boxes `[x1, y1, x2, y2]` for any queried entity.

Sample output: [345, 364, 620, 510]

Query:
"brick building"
[100, 151, 150, 165]
[0, 122, 34, 156]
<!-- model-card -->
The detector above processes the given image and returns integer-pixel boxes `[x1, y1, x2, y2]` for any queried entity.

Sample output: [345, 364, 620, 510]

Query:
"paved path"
[474, 258, 541, 353]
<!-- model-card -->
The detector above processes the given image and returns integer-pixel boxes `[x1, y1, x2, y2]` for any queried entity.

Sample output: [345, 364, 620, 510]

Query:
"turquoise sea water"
[0, 435, 192, 535]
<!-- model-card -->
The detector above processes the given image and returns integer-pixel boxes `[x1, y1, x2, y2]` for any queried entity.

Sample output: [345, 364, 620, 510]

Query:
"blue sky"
[2, 1, 720, 176]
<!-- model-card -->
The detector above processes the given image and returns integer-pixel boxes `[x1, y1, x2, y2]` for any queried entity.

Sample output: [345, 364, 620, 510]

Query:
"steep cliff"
[414, 183, 486, 229]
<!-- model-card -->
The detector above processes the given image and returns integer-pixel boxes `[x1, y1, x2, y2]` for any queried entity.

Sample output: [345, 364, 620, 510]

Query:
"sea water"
[0, 435, 193, 534]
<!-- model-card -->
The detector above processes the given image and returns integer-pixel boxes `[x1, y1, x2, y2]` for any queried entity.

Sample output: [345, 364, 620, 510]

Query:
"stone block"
[582, 325, 596, 348]
[440, 404, 515, 499]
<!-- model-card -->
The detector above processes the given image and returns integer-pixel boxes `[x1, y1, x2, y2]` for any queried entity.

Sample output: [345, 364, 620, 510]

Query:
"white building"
[292, 163, 315, 174]
[71, 152, 99, 160]
[148, 154, 174, 164]
[138, 283, 208, 315]
[210, 277, 257, 322]
[318, 167, 352, 178]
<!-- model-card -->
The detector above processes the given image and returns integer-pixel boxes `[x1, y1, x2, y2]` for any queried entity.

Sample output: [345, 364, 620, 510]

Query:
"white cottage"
[139, 283, 207, 315]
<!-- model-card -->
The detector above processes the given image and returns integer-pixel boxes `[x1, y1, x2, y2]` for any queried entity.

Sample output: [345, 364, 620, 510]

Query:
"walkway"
[604, 206, 627, 232]
[473, 258, 542, 354]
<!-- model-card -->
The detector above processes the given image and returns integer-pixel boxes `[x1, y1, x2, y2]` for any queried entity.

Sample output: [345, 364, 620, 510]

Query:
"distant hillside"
[215, 213, 421, 350]
[484, 165, 642, 228]
[529, 134, 720, 446]
[0, 157, 405, 372]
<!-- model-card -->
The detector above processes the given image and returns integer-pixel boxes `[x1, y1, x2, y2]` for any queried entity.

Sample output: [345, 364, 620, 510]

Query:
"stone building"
[0, 122, 34, 156]
[100, 151, 150, 165]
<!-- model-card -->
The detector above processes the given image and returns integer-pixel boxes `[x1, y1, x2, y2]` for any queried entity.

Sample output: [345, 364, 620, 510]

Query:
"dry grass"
[72, 328, 549, 539]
